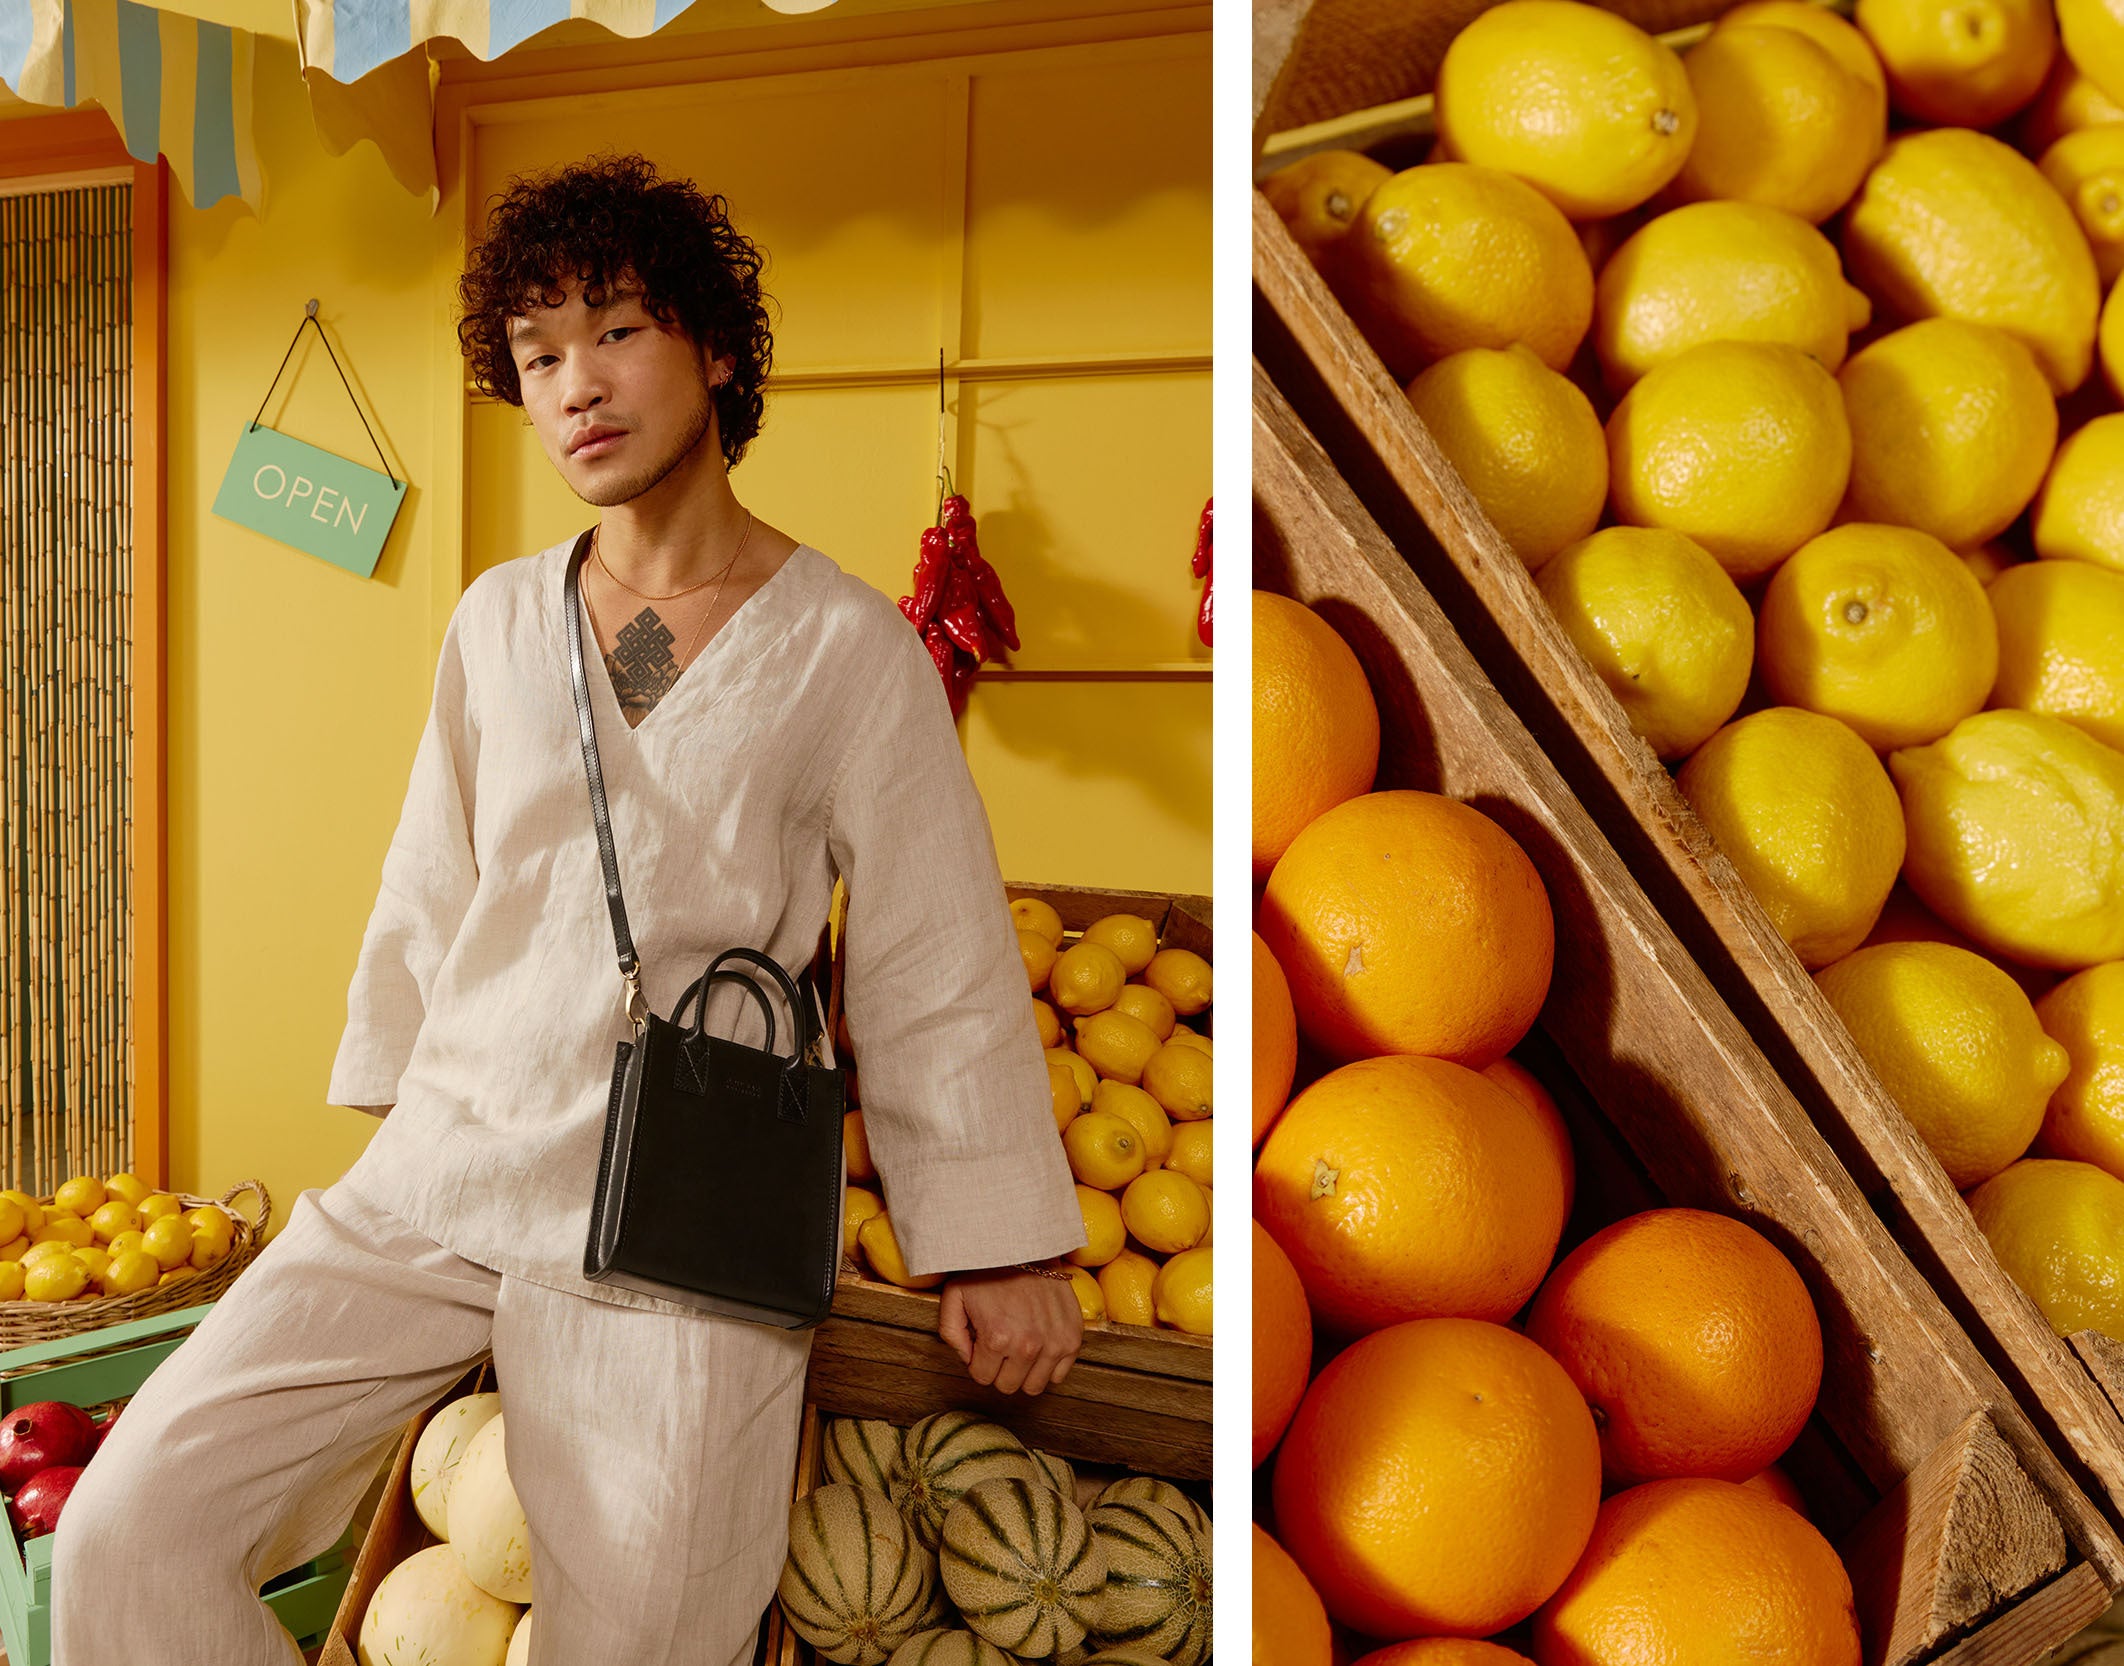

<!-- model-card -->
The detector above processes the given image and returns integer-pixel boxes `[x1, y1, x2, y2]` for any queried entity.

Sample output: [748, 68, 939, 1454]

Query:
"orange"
[1741, 1464, 1811, 1520]
[1352, 1645, 1534, 1666]
[1270, 1317, 1601, 1638]
[1527, 1208, 1824, 1485]
[1260, 791, 1554, 1069]
[1531, 1479, 1860, 1665]
[1481, 1056, 1578, 1224]
[1255, 1221, 1315, 1467]
[1255, 933, 1299, 1149]
[1255, 592, 1380, 878]
[1254, 1055, 1571, 1334]
[1253, 1524, 1332, 1666]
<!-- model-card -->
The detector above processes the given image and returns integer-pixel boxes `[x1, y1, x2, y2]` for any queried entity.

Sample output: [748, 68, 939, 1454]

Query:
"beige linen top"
[326, 533, 1086, 1312]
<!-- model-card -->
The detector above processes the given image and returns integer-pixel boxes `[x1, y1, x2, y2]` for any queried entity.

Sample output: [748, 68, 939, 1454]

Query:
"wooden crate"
[1249, 10, 2124, 1563]
[1256, 368, 2123, 1665]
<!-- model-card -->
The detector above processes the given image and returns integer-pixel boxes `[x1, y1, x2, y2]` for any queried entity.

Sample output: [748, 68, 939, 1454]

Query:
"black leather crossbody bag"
[565, 529, 849, 1329]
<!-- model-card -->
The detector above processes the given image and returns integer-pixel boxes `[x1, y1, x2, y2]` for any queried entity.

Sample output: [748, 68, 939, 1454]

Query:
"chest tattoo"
[605, 605, 681, 723]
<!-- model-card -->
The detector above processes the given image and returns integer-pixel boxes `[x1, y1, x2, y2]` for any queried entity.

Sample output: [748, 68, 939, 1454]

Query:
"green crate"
[0, 1306, 354, 1666]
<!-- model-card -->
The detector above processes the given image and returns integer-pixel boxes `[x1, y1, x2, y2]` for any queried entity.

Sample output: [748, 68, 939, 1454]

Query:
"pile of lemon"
[0, 1176, 238, 1303]
[842, 904, 1214, 1337]
[1266, 0, 2124, 1345]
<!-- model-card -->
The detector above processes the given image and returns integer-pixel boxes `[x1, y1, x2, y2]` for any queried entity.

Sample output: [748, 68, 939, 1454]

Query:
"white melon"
[358, 1543, 518, 1666]
[449, 1414, 535, 1603]
[506, 1607, 534, 1666]
[411, 1391, 503, 1541]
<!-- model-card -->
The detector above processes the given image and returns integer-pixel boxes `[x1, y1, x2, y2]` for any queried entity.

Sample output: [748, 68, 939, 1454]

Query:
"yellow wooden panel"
[960, 679, 1211, 897]
[470, 66, 955, 371]
[963, 43, 1212, 362]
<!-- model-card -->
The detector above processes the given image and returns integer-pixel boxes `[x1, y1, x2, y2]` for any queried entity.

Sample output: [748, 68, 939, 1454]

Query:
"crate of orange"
[805, 881, 1213, 1481]
[1252, 0, 2124, 1572]
[1252, 374, 2124, 1666]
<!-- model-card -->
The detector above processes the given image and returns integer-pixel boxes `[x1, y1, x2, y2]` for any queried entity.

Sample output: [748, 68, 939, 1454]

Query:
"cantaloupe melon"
[1093, 1476, 1209, 1539]
[410, 1391, 503, 1541]
[825, 1417, 904, 1495]
[450, 1415, 534, 1603]
[939, 1477, 1106, 1658]
[1031, 1449, 1076, 1500]
[895, 1412, 1044, 1550]
[1087, 1499, 1211, 1666]
[780, 1483, 938, 1666]
[884, 1628, 1014, 1666]
[505, 1607, 533, 1666]
[357, 1543, 519, 1666]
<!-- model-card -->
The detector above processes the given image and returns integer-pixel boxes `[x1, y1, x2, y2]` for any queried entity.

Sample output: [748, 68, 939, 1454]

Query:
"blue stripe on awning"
[335, 0, 409, 87]
[0, 0, 30, 88]
[651, 0, 689, 28]
[487, 0, 570, 57]
[193, 20, 239, 209]
[113, 0, 160, 163]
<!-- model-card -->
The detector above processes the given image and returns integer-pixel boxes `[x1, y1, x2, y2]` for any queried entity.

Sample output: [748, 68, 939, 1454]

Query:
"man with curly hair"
[51, 154, 1088, 1666]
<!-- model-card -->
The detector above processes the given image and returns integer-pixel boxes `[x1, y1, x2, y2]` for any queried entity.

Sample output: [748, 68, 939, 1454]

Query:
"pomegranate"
[0, 1401, 97, 1492]
[93, 1404, 122, 1452]
[7, 1465, 82, 1538]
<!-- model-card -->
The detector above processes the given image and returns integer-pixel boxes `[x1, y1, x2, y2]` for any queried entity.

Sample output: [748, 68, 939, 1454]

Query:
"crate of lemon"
[1256, 0, 2124, 1555]
[820, 884, 1212, 1479]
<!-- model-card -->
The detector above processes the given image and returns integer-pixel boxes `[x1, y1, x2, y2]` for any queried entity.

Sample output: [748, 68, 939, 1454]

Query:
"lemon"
[1434, 0, 1696, 220]
[20, 1240, 75, 1268]
[1892, 708, 2124, 968]
[1846, 128, 2101, 395]
[1607, 341, 1853, 581]
[1142, 1043, 1213, 1122]
[25, 1256, 88, 1302]
[1098, 1247, 1159, 1326]
[102, 1172, 150, 1207]
[1672, 23, 1880, 222]
[1167, 1120, 1213, 1189]
[1970, 1158, 2124, 1337]
[1031, 998, 1063, 1050]
[2042, 128, 2124, 286]
[1327, 163, 1594, 382]
[1817, 941, 2068, 1187]
[1075, 1010, 1163, 1084]
[1166, 1028, 1212, 1056]
[1404, 344, 1607, 571]
[105, 1229, 146, 1260]
[138, 1193, 183, 1225]
[1143, 948, 1213, 1016]
[0, 1236, 26, 1263]
[140, 1216, 194, 1272]
[1856, 0, 2057, 127]
[1120, 1170, 1210, 1255]
[1724, 1, 1892, 128]
[1094, 1080, 1174, 1170]
[1063, 1110, 1146, 1191]
[0, 1263, 21, 1302]
[158, 1268, 199, 1289]
[2034, 412, 2124, 570]
[1839, 320, 2059, 551]
[1111, 984, 1176, 1041]
[842, 1185, 883, 1258]
[189, 1232, 231, 1272]
[844, 1110, 876, 1184]
[1067, 1184, 1126, 1268]
[0, 1199, 19, 1244]
[53, 1176, 104, 1216]
[0, 1192, 43, 1236]
[87, 1200, 140, 1244]
[1989, 559, 2124, 752]
[1048, 1061, 1083, 1134]
[1536, 525, 1753, 759]
[1595, 202, 1871, 394]
[1082, 913, 1159, 976]
[1757, 523, 2000, 752]
[1047, 1047, 1096, 1110]
[2101, 273, 2124, 403]
[33, 1213, 92, 1249]
[2022, 51, 2124, 150]
[1260, 149, 1392, 266]
[856, 1212, 944, 1290]
[1964, 544, 2018, 587]
[2037, 964, 2124, 1176]
[1019, 929, 1057, 993]
[1151, 1246, 1213, 1336]
[73, 1245, 111, 1283]
[1011, 896, 1064, 945]
[1050, 941, 1126, 1016]
[1065, 1265, 1105, 1323]
[2058, 0, 2124, 112]
[99, 1248, 159, 1298]
[1679, 707, 1907, 967]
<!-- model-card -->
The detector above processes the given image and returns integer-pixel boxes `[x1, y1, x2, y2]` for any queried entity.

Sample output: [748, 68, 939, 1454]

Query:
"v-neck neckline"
[564, 530, 816, 741]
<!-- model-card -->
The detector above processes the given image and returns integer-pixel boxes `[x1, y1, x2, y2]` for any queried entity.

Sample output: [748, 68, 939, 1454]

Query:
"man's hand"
[937, 1268, 1085, 1396]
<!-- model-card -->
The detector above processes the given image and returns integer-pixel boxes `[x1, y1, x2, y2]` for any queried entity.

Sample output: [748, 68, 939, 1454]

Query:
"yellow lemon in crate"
[857, 1212, 944, 1291]
[1261, 149, 1392, 265]
[1076, 1011, 1162, 1085]
[1327, 163, 1594, 382]
[1167, 1122, 1213, 1190]
[1757, 523, 2000, 753]
[1726, 0, 1890, 123]
[0, 1198, 19, 1244]
[33, 1214, 92, 1250]
[1990, 560, 2124, 753]
[2034, 413, 2124, 571]
[2042, 128, 2124, 285]
[140, 1217, 194, 1273]
[1083, 914, 1158, 976]
[103, 1172, 150, 1208]
[158, 1268, 198, 1290]
[1971, 1158, 2124, 1338]
[1964, 544, 2017, 587]
[73, 1245, 111, 1282]
[1068, 1185, 1126, 1268]
[87, 1201, 140, 1244]
[1111, 984, 1175, 1042]
[2058, 0, 2124, 116]
[0, 1192, 43, 1236]
[1845, 128, 2100, 395]
[106, 1229, 145, 1260]
[1167, 1028, 1212, 1057]
[1030, 998, 1063, 1050]
[2104, 267, 2124, 404]
[0, 1263, 21, 1302]
[1595, 203, 1869, 395]
[1047, 1048, 1096, 1112]
[1050, 941, 1126, 1017]
[1679, 708, 1906, 969]
[1256, 591, 1381, 878]
[25, 1256, 87, 1302]
[1094, 1081, 1173, 1170]
[1857, 0, 2056, 128]
[844, 1110, 877, 1184]
[1066, 1266, 1105, 1323]
[2037, 964, 2124, 1176]
[53, 1176, 104, 1217]
[842, 1185, 883, 1259]
[1816, 942, 2068, 1187]
[138, 1193, 183, 1225]
[0, 1238, 26, 1265]
[1143, 949, 1213, 1017]
[1143, 1044, 1213, 1123]
[1433, 0, 1696, 220]
[1404, 345, 1607, 572]
[1098, 1249, 1159, 1327]
[188, 1206, 234, 1241]
[1607, 341, 1851, 582]
[1064, 1111, 1146, 1191]
[1840, 320, 2058, 552]
[1121, 1171, 1210, 1256]
[99, 1249, 159, 1298]
[1537, 526, 1754, 761]
[1892, 709, 2124, 969]
[1048, 1062, 1085, 1134]
[1011, 896, 1064, 945]
[1152, 1247, 1213, 1337]
[20, 1241, 74, 1269]
[1019, 930, 1058, 994]
[189, 1232, 232, 1273]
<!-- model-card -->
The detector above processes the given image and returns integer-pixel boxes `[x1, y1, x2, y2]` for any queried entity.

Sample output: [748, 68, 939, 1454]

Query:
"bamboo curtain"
[0, 182, 134, 1195]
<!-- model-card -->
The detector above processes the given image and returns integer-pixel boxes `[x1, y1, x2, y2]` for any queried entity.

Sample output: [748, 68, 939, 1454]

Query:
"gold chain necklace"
[586, 510, 756, 675]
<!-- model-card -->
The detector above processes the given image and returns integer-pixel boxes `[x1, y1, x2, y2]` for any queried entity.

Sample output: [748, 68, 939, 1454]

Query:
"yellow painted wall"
[149, 4, 1208, 1227]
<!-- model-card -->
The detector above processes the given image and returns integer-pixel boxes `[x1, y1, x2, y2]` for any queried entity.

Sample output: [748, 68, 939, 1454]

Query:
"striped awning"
[0, 0, 262, 211]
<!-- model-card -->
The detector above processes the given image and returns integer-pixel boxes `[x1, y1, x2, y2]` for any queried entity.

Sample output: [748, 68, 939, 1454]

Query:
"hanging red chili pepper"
[1192, 498, 1213, 647]
[911, 469, 1018, 715]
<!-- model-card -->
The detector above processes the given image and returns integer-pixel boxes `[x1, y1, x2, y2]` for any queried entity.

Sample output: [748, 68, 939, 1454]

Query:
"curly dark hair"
[456, 153, 776, 470]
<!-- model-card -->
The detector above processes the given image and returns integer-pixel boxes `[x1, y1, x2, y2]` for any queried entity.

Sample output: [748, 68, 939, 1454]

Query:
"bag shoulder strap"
[564, 530, 642, 1002]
